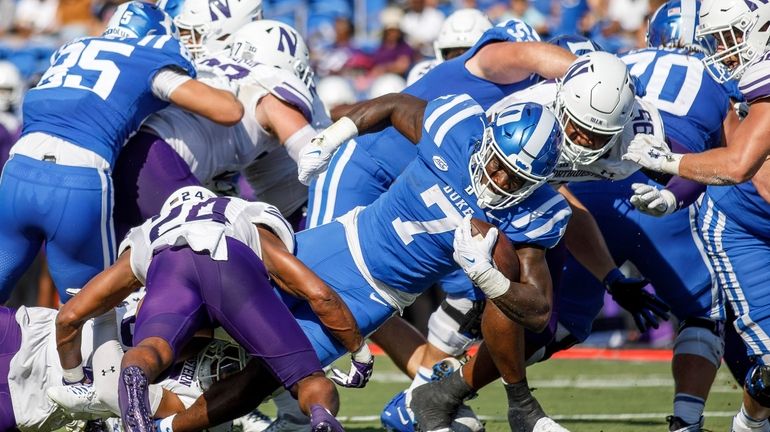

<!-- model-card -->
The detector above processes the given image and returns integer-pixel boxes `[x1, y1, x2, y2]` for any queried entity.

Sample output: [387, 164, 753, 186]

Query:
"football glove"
[630, 183, 677, 216]
[297, 117, 358, 185]
[622, 134, 682, 175]
[452, 216, 510, 299]
[329, 343, 374, 388]
[603, 268, 670, 333]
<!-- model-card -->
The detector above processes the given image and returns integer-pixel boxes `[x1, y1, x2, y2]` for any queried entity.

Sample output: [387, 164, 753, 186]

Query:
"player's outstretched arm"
[55, 251, 142, 383]
[257, 227, 364, 353]
[256, 94, 317, 161]
[623, 100, 770, 185]
[467, 42, 576, 84]
[297, 93, 426, 185]
[168, 78, 244, 126]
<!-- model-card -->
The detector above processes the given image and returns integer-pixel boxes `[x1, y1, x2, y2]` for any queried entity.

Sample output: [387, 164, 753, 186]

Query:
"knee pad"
[746, 362, 770, 408]
[674, 318, 725, 368]
[427, 298, 485, 357]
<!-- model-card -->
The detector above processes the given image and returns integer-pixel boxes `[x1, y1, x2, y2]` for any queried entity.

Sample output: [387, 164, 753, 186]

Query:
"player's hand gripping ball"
[467, 218, 520, 282]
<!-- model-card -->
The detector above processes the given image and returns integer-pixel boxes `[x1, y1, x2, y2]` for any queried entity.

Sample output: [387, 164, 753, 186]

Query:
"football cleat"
[120, 366, 154, 432]
[47, 384, 113, 419]
[234, 409, 273, 432]
[309, 405, 344, 432]
[532, 417, 571, 432]
[667, 415, 704, 432]
[731, 413, 770, 432]
[381, 391, 415, 432]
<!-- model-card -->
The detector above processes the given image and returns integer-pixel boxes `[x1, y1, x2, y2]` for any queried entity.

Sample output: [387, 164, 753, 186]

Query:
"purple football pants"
[133, 237, 322, 389]
[0, 306, 21, 432]
[112, 132, 201, 241]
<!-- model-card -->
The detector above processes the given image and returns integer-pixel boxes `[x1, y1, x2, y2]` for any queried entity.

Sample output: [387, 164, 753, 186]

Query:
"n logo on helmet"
[277, 27, 298, 56]
[209, 0, 232, 21]
[564, 59, 591, 82]
[745, 0, 770, 12]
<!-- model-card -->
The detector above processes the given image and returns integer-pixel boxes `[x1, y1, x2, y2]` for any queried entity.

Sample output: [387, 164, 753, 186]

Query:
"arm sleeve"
[151, 67, 193, 102]
[283, 124, 318, 162]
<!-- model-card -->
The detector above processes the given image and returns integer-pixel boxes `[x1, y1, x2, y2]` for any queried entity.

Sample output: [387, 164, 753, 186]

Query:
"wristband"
[660, 153, 683, 176]
[62, 365, 85, 384]
[602, 268, 624, 289]
[320, 117, 359, 153]
[352, 343, 373, 363]
[473, 267, 510, 299]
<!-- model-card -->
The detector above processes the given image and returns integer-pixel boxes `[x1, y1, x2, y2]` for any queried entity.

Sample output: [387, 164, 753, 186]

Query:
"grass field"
[259, 355, 743, 431]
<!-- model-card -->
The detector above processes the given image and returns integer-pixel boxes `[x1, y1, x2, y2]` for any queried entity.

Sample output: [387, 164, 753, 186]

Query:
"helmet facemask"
[555, 92, 622, 166]
[176, 20, 212, 59]
[195, 341, 247, 391]
[469, 127, 548, 210]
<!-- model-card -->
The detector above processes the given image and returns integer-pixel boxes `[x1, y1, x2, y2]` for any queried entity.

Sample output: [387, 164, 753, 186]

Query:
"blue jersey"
[358, 20, 543, 182]
[621, 48, 735, 153]
[352, 94, 571, 294]
[22, 35, 195, 166]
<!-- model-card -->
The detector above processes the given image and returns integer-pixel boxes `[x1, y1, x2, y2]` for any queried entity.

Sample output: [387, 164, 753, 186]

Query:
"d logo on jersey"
[209, 0, 232, 21]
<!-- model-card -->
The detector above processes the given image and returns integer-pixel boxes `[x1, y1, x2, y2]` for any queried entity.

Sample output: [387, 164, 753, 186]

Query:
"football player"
[152, 94, 567, 432]
[0, 1, 243, 304]
[0, 61, 22, 170]
[622, 1, 770, 431]
[55, 187, 370, 432]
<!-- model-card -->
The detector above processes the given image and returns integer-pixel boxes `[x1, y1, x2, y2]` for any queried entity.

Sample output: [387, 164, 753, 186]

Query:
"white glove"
[452, 216, 510, 299]
[297, 117, 358, 185]
[621, 134, 682, 175]
[629, 183, 677, 216]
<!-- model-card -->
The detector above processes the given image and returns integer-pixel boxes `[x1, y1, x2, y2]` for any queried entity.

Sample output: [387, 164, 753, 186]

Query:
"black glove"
[603, 268, 670, 333]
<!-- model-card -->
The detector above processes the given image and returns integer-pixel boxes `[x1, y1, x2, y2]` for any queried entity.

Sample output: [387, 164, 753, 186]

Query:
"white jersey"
[9, 307, 94, 431]
[242, 147, 308, 216]
[488, 80, 666, 183]
[119, 197, 293, 284]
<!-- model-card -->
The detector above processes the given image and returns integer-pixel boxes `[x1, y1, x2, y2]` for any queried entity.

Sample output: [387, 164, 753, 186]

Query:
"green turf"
[259, 356, 743, 431]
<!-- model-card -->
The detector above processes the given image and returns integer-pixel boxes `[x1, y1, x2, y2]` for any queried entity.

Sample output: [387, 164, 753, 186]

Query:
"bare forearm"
[473, 42, 576, 84]
[490, 281, 550, 332]
[344, 93, 426, 143]
[308, 295, 364, 352]
[678, 149, 761, 185]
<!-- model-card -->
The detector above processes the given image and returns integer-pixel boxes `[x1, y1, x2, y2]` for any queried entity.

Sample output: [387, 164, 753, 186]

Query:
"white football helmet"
[434, 8, 492, 61]
[368, 73, 406, 99]
[0, 61, 23, 112]
[317, 76, 357, 110]
[229, 20, 314, 88]
[556, 52, 636, 166]
[161, 186, 217, 214]
[173, 0, 263, 59]
[195, 339, 247, 391]
[696, 0, 770, 82]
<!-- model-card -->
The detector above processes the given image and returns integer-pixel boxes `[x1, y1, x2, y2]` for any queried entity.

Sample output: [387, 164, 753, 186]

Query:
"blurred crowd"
[1, 0, 665, 99]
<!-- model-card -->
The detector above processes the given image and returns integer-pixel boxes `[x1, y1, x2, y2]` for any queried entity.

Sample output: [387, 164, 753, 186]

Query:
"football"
[469, 218, 520, 282]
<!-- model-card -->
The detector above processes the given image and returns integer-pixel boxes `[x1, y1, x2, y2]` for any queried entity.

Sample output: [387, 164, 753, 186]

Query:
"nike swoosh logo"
[397, 407, 410, 425]
[464, 256, 476, 264]
[307, 150, 322, 156]
[369, 293, 389, 307]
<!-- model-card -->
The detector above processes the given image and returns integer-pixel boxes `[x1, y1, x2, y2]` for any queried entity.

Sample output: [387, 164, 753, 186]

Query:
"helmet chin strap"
[476, 184, 504, 209]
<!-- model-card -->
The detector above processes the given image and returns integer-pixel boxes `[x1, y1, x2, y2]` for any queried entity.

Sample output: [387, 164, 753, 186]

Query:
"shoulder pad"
[739, 56, 770, 104]
[246, 201, 296, 253]
[244, 64, 314, 122]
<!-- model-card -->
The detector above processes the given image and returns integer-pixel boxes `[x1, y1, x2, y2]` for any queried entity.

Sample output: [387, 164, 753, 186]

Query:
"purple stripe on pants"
[0, 306, 21, 432]
[112, 132, 201, 241]
[133, 237, 322, 389]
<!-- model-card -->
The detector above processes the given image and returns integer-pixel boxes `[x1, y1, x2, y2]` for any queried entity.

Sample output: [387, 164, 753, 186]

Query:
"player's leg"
[201, 237, 340, 425]
[306, 140, 389, 228]
[112, 132, 201, 240]
[0, 306, 22, 431]
[121, 246, 211, 431]
[43, 164, 116, 303]
[697, 194, 770, 431]
[0, 156, 47, 302]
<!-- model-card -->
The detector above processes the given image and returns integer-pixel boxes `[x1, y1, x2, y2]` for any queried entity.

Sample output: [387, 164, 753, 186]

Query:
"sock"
[408, 366, 433, 391]
[504, 379, 546, 432]
[738, 404, 767, 429]
[157, 415, 175, 432]
[673, 393, 705, 425]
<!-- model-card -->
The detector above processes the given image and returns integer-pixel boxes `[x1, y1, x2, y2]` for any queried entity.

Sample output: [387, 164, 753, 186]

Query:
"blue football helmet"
[549, 34, 604, 56]
[647, 0, 715, 54]
[104, 1, 178, 39]
[470, 102, 563, 210]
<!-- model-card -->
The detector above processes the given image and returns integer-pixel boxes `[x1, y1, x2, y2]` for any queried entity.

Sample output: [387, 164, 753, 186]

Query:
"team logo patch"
[433, 156, 449, 171]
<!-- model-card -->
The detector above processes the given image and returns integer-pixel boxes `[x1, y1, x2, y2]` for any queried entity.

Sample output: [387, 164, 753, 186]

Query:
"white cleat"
[47, 384, 113, 419]
[532, 417, 571, 432]
[234, 409, 273, 432]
